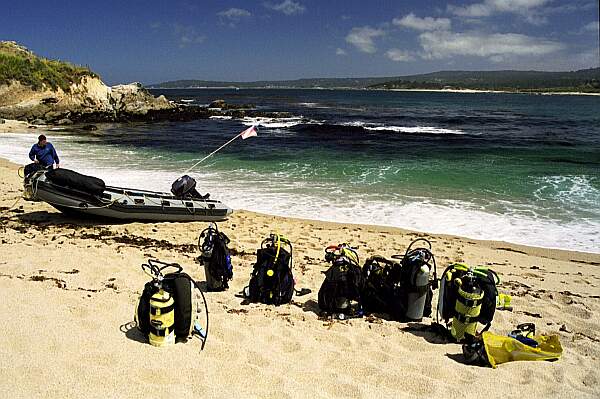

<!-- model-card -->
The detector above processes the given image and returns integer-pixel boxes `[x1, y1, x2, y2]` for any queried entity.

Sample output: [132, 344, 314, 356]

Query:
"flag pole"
[183, 132, 243, 174]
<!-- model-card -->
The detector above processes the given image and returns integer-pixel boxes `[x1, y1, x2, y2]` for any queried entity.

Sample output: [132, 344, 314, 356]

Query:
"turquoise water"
[1, 89, 598, 252]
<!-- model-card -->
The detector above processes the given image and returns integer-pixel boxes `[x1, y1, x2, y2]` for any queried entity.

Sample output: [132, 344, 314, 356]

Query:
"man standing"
[29, 134, 60, 168]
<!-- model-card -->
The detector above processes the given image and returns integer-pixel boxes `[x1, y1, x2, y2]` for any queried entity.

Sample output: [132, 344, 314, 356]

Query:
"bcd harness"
[135, 259, 209, 350]
[318, 243, 364, 317]
[436, 263, 499, 342]
[198, 223, 233, 291]
[246, 234, 295, 305]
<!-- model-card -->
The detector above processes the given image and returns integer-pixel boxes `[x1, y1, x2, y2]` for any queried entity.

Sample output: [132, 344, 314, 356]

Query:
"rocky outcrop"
[0, 76, 174, 122]
[0, 41, 288, 124]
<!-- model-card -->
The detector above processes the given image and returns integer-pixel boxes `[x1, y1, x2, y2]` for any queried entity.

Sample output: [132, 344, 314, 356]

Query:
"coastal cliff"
[0, 41, 173, 123]
[0, 41, 288, 124]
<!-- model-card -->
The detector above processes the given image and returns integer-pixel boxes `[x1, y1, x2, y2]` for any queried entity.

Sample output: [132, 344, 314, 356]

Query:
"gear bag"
[135, 259, 209, 349]
[45, 168, 106, 196]
[198, 223, 233, 291]
[318, 244, 364, 316]
[246, 234, 295, 305]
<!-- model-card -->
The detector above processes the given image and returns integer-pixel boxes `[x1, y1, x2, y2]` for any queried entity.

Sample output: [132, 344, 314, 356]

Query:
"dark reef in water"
[62, 103, 292, 124]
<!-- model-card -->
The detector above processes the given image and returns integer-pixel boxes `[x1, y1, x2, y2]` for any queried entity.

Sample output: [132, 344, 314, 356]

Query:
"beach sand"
[0, 118, 31, 133]
[1, 157, 599, 398]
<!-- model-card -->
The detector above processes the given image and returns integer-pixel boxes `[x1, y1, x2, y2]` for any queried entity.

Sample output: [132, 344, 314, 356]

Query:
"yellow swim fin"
[481, 331, 562, 368]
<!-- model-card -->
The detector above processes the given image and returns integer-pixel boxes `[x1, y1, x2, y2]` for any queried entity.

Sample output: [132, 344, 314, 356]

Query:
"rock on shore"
[0, 77, 174, 123]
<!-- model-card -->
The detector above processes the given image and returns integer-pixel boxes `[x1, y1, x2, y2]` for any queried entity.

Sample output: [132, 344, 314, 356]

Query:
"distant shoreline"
[148, 86, 600, 96]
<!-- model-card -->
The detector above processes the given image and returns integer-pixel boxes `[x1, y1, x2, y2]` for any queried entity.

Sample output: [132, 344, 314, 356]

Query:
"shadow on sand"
[120, 321, 147, 344]
[17, 209, 128, 227]
[400, 322, 453, 344]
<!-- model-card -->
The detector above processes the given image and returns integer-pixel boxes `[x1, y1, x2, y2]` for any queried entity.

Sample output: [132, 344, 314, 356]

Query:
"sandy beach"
[0, 118, 31, 133]
[0, 153, 599, 398]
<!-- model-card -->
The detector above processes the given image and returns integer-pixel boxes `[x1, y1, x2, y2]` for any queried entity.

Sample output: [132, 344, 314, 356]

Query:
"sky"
[1, 0, 599, 84]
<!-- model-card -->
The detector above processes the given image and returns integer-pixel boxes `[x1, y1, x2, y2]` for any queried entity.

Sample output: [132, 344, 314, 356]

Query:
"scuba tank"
[149, 288, 176, 347]
[451, 269, 484, 341]
[405, 261, 430, 321]
[399, 239, 437, 322]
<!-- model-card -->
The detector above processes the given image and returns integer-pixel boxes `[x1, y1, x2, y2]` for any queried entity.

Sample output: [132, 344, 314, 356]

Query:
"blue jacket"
[29, 142, 60, 167]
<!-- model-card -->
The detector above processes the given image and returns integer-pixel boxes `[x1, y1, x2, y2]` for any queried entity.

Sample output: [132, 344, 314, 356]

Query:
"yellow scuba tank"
[451, 270, 484, 341]
[149, 288, 176, 347]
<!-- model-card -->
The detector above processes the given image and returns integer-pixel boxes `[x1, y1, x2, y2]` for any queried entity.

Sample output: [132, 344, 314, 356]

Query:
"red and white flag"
[240, 125, 258, 140]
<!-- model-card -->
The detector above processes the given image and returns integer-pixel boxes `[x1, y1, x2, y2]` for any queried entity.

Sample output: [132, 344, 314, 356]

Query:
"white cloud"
[218, 8, 252, 19]
[393, 13, 451, 31]
[217, 8, 252, 26]
[265, 0, 306, 15]
[582, 22, 598, 33]
[419, 30, 564, 59]
[448, 0, 551, 18]
[336, 48, 347, 56]
[174, 24, 206, 48]
[385, 49, 416, 62]
[345, 26, 385, 53]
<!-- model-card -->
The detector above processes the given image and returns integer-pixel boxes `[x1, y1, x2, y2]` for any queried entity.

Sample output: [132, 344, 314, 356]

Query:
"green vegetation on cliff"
[0, 41, 97, 92]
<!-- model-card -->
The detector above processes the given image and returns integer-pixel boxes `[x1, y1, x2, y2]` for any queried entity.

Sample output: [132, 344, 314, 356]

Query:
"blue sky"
[1, 0, 598, 84]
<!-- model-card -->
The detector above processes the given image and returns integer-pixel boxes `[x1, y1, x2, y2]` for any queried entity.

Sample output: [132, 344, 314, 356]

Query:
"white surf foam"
[340, 121, 464, 135]
[240, 116, 305, 128]
[1, 132, 597, 253]
[533, 175, 600, 218]
[295, 102, 333, 109]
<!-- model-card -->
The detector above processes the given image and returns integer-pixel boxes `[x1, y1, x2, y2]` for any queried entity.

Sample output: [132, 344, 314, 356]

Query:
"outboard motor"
[171, 175, 199, 198]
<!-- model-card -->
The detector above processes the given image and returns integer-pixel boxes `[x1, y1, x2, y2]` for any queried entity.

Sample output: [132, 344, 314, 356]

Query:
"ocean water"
[1, 89, 598, 253]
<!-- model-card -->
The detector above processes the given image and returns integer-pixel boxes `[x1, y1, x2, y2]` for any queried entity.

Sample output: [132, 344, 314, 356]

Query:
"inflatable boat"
[23, 168, 233, 222]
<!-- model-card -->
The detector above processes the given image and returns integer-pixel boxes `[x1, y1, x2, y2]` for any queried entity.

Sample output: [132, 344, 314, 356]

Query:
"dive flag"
[240, 125, 258, 140]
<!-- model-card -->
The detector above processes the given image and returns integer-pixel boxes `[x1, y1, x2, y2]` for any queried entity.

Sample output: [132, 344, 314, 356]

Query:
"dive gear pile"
[199, 223, 233, 291]
[135, 259, 209, 349]
[361, 239, 437, 321]
[436, 263, 499, 342]
[318, 244, 364, 317]
[246, 234, 295, 305]
[126, 224, 559, 371]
